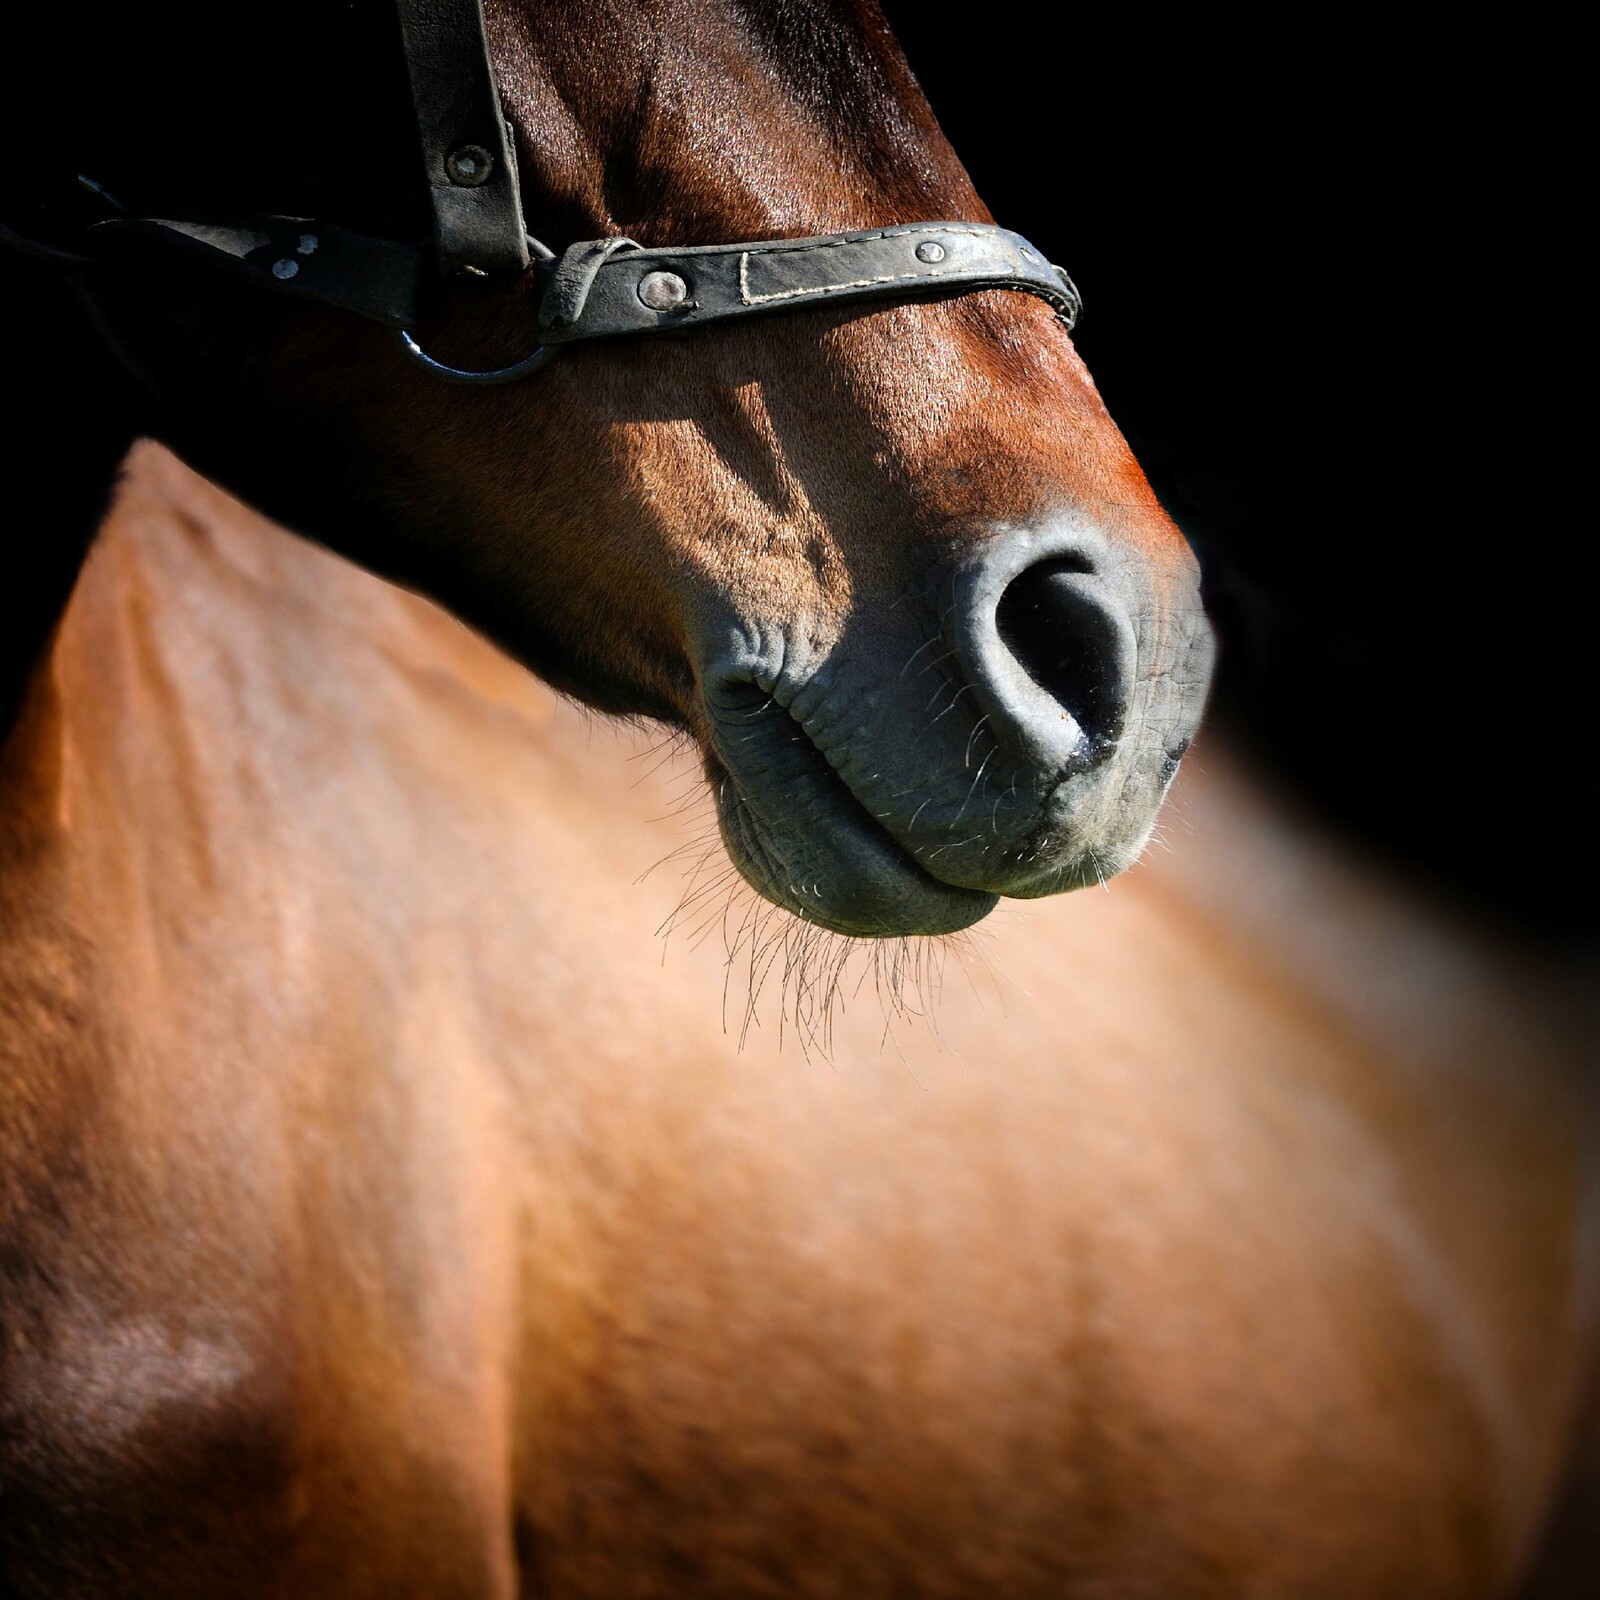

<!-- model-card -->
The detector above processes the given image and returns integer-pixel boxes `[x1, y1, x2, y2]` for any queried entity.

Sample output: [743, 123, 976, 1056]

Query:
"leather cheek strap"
[87, 215, 427, 328]
[394, 0, 529, 277]
[535, 223, 1081, 346]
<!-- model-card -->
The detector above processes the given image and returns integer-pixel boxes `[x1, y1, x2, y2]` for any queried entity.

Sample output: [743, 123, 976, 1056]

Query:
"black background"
[885, 10, 1590, 942]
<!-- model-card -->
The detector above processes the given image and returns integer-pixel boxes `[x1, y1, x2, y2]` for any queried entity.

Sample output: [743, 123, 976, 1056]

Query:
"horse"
[3, 442, 1595, 1597]
[1, 1, 1594, 1595]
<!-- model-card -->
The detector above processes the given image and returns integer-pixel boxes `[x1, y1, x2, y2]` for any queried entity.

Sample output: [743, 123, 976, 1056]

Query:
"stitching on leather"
[736, 263, 1077, 327]
[738, 225, 993, 264]
[738, 254, 1019, 305]
[733, 226, 1065, 309]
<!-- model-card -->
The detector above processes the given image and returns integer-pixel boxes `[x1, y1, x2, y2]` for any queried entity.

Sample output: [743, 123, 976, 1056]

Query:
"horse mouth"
[702, 686, 998, 938]
[691, 531, 1212, 938]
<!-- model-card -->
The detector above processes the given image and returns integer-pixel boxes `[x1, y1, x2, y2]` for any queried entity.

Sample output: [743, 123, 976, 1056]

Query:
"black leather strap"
[88, 216, 425, 327]
[394, 0, 529, 277]
[1, 0, 1091, 385]
[535, 223, 1081, 346]
[4, 10, 1087, 389]
[396, 221, 1083, 385]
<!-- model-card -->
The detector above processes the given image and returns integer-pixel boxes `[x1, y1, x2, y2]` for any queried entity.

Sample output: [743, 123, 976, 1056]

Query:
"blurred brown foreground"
[2, 443, 1595, 1597]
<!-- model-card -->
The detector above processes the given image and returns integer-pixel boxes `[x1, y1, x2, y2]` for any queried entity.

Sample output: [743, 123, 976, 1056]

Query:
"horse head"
[49, 0, 1214, 937]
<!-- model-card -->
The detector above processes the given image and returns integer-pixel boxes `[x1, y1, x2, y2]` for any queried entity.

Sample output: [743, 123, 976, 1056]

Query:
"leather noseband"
[2, 0, 1082, 388]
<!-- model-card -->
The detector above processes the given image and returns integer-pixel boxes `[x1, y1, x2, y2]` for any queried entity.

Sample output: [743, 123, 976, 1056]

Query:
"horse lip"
[701, 683, 996, 936]
[708, 704, 930, 882]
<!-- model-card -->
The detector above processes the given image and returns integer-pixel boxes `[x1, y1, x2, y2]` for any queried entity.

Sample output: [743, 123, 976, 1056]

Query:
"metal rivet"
[637, 269, 689, 311]
[446, 144, 493, 186]
[915, 240, 946, 264]
[297, 233, 319, 256]
[271, 258, 299, 280]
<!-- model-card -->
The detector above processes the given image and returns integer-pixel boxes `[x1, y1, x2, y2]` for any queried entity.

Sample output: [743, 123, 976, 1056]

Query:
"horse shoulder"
[0, 448, 536, 1596]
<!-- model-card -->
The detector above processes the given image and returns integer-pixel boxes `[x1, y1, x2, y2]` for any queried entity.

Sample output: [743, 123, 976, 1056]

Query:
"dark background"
[885, 11, 1590, 943]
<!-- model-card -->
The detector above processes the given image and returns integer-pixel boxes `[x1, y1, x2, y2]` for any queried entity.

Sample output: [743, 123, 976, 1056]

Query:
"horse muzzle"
[697, 518, 1214, 937]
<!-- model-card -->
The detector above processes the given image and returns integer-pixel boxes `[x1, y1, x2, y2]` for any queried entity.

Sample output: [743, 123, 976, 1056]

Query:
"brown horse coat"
[1, 445, 1593, 1597]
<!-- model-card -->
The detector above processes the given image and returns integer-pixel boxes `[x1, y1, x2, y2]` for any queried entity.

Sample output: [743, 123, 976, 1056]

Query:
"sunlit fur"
[0, 449, 1593, 1595]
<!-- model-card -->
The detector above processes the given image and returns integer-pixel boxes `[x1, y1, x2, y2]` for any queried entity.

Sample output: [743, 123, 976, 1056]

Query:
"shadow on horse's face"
[166, 1, 1214, 938]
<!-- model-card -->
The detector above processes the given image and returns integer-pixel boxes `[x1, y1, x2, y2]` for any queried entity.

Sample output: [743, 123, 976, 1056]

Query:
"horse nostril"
[994, 557, 1128, 745]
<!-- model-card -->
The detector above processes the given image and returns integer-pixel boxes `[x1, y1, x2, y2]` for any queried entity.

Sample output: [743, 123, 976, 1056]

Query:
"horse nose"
[949, 534, 1138, 770]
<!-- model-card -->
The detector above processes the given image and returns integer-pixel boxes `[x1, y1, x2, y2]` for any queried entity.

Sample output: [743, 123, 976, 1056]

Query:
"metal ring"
[396, 233, 560, 384]
[396, 328, 559, 385]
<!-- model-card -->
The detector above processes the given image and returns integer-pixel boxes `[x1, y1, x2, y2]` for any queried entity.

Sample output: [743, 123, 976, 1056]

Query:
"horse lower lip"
[703, 707, 995, 937]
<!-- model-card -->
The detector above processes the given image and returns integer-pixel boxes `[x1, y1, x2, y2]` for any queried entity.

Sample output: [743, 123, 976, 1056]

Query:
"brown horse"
[3, 444, 1595, 1598]
[1, 1, 1595, 1596]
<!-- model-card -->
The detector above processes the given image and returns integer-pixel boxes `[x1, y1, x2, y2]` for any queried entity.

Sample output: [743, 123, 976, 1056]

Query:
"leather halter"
[1, 0, 1081, 387]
